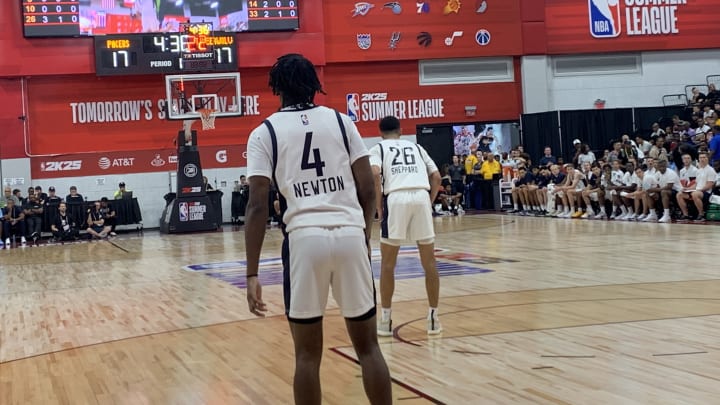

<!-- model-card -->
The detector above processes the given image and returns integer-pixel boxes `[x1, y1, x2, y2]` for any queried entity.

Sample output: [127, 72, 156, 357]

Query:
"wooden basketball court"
[1, 215, 719, 404]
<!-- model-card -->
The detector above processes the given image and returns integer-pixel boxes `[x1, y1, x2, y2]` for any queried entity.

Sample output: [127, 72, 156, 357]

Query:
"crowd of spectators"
[0, 182, 132, 248]
[505, 115, 720, 222]
[433, 105, 720, 223]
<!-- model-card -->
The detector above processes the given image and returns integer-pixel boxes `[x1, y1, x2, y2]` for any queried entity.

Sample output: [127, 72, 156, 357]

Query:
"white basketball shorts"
[381, 189, 435, 244]
[283, 226, 375, 321]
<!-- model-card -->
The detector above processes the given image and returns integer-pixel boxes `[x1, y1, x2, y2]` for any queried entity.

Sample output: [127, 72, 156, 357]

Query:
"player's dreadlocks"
[268, 54, 326, 107]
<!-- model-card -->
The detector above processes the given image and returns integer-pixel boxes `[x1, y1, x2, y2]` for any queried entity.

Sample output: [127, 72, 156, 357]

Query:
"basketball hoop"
[197, 108, 217, 130]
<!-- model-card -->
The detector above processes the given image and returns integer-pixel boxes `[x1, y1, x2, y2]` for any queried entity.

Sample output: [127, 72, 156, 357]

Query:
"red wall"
[0, 0, 535, 161]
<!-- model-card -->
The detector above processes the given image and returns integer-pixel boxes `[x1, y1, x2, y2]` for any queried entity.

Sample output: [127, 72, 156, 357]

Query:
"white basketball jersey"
[369, 139, 438, 195]
[246, 106, 368, 232]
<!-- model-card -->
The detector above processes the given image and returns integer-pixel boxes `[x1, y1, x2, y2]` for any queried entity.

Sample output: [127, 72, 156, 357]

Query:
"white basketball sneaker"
[377, 317, 393, 337]
[427, 315, 443, 335]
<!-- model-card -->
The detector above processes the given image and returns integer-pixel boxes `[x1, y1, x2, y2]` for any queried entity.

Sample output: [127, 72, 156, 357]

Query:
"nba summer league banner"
[545, 0, 719, 54]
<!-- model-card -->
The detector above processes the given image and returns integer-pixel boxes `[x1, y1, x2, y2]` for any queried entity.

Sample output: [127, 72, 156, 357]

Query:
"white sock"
[663, 209, 670, 216]
[381, 308, 392, 322]
[600, 206, 606, 214]
[429, 307, 438, 319]
[628, 208, 634, 214]
[620, 206, 627, 214]
[513, 203, 518, 210]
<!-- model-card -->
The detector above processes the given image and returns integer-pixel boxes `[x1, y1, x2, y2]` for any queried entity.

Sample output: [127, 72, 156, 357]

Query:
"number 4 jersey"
[369, 139, 438, 195]
[246, 106, 368, 232]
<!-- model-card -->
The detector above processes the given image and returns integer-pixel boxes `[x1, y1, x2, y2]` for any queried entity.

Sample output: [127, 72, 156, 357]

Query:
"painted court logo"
[589, 0, 621, 38]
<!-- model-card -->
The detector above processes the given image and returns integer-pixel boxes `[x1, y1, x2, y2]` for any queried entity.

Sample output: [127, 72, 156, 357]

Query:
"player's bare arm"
[244, 175, 270, 317]
[429, 170, 441, 204]
[352, 156, 377, 242]
[371, 164, 383, 219]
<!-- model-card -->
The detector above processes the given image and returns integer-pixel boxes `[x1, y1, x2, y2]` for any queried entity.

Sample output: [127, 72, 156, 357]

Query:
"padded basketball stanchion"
[159, 124, 220, 234]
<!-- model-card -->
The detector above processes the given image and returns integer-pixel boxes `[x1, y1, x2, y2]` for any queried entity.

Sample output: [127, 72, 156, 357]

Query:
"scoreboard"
[22, 0, 300, 37]
[94, 31, 238, 76]
[23, 0, 80, 37]
[247, 0, 299, 32]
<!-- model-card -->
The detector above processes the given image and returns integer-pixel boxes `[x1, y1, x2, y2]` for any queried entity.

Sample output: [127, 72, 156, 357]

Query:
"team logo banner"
[546, 0, 714, 54]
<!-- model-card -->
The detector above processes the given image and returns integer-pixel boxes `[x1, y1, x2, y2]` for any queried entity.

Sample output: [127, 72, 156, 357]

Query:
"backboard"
[165, 72, 242, 121]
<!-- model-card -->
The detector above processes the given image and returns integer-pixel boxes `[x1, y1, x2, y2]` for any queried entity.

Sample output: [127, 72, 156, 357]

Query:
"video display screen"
[23, 0, 299, 37]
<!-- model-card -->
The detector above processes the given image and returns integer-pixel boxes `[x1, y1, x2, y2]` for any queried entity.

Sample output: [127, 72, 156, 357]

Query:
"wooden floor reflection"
[1, 215, 719, 404]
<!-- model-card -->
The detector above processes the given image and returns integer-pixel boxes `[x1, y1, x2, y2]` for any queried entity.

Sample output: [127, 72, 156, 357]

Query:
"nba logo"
[346, 93, 360, 122]
[179, 202, 188, 222]
[589, 0, 621, 38]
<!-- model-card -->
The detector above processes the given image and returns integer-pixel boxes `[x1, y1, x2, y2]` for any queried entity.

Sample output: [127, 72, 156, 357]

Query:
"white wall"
[522, 49, 720, 113]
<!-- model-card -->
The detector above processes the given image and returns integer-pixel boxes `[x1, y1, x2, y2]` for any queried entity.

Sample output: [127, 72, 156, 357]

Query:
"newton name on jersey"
[293, 176, 345, 198]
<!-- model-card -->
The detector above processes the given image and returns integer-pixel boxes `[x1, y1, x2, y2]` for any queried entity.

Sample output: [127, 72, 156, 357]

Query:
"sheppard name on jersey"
[625, 0, 687, 36]
[293, 176, 345, 198]
[360, 98, 444, 122]
[391, 165, 419, 175]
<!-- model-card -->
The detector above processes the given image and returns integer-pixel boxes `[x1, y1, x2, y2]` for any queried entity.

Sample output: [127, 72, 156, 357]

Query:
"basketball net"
[197, 108, 217, 130]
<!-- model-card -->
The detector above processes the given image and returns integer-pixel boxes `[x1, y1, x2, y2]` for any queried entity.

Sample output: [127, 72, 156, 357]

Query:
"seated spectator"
[99, 197, 117, 236]
[677, 152, 717, 222]
[533, 166, 551, 214]
[561, 164, 587, 218]
[581, 165, 605, 219]
[624, 167, 650, 221]
[508, 167, 534, 215]
[545, 164, 566, 214]
[538, 147, 557, 167]
[643, 159, 679, 223]
[66, 186, 84, 204]
[23, 194, 44, 244]
[51, 202, 79, 241]
[636, 135, 653, 156]
[706, 83, 720, 102]
[709, 126, 720, 166]
[648, 136, 668, 163]
[605, 160, 628, 219]
[607, 140, 623, 164]
[617, 162, 639, 220]
[578, 144, 597, 167]
[113, 182, 132, 199]
[649, 123, 665, 140]
[2, 199, 26, 247]
[86, 201, 111, 239]
[691, 87, 706, 106]
[435, 184, 463, 215]
[1, 186, 20, 208]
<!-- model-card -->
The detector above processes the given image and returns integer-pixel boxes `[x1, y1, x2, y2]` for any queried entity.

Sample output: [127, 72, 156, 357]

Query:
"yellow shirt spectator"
[464, 155, 478, 176]
[480, 159, 501, 180]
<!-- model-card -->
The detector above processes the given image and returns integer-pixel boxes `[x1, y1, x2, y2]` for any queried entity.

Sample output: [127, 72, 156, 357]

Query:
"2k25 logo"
[40, 161, 82, 172]
[361, 93, 388, 101]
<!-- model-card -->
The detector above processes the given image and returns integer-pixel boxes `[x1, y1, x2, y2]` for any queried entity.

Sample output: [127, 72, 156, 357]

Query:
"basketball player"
[369, 116, 442, 336]
[244, 54, 392, 405]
